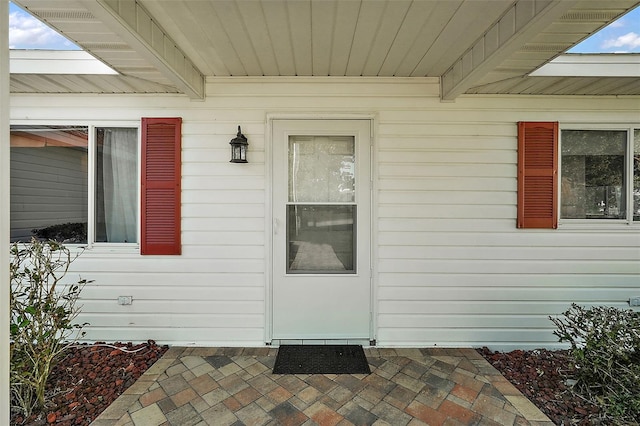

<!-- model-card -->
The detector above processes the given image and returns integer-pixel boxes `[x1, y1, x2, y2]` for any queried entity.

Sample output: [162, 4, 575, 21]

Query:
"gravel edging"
[478, 347, 604, 426]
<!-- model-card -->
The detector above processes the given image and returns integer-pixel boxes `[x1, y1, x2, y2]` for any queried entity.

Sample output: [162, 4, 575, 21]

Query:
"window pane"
[634, 130, 640, 221]
[287, 205, 355, 273]
[10, 126, 88, 243]
[561, 130, 626, 219]
[96, 128, 138, 243]
[289, 136, 355, 202]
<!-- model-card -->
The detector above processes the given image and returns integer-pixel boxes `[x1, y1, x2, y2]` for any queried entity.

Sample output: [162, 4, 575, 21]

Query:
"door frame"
[265, 114, 377, 345]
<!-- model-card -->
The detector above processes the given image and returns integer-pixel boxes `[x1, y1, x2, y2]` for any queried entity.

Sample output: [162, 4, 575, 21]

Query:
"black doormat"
[272, 345, 371, 374]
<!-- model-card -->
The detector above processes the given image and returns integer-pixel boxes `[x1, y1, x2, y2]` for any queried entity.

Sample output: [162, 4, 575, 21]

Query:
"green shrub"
[550, 303, 640, 423]
[10, 239, 89, 418]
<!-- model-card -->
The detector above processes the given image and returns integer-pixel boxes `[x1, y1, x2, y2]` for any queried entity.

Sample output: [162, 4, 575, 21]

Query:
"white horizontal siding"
[379, 246, 638, 261]
[10, 78, 640, 349]
[377, 274, 640, 287]
[374, 90, 639, 350]
[81, 300, 263, 315]
[377, 260, 634, 275]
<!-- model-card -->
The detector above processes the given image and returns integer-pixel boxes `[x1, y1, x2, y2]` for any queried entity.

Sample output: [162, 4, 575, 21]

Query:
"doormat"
[272, 345, 371, 374]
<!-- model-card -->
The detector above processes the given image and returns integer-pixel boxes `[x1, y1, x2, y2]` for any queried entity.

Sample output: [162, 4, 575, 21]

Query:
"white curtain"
[102, 128, 137, 242]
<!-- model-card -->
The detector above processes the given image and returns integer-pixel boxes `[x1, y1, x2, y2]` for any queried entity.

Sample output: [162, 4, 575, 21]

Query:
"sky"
[8, 2, 80, 50]
[7, 1, 640, 53]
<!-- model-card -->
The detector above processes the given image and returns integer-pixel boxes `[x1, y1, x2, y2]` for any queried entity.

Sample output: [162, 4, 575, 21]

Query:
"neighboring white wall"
[9, 77, 640, 350]
[10, 147, 88, 241]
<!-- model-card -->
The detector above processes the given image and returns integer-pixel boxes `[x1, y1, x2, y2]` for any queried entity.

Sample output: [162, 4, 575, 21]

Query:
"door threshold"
[271, 338, 373, 347]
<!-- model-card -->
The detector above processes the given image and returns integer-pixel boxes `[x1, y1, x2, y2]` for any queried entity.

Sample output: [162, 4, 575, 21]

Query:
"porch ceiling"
[10, 0, 640, 98]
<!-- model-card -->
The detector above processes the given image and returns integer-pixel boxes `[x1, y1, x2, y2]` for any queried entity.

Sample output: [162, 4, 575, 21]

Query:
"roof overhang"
[9, 0, 640, 98]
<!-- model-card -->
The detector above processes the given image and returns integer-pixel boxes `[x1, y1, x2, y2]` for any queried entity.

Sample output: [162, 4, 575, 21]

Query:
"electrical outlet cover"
[118, 296, 133, 305]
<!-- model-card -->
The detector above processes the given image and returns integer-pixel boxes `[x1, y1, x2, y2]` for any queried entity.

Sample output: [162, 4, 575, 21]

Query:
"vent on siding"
[559, 11, 623, 22]
[521, 43, 571, 52]
[34, 10, 96, 20]
[82, 43, 131, 51]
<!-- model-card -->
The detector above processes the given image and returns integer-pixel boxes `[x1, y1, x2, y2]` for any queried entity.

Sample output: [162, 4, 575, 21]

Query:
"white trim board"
[531, 54, 640, 77]
[10, 50, 118, 75]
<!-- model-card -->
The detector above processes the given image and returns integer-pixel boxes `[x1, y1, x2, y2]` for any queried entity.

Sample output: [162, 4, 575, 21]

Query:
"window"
[561, 130, 626, 220]
[635, 129, 640, 221]
[561, 127, 639, 223]
[518, 122, 639, 228]
[10, 118, 182, 254]
[96, 128, 138, 243]
[10, 124, 138, 244]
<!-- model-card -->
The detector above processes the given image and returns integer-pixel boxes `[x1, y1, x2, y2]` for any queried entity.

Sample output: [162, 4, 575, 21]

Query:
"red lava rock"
[478, 347, 601, 426]
[109, 349, 121, 357]
[11, 341, 168, 426]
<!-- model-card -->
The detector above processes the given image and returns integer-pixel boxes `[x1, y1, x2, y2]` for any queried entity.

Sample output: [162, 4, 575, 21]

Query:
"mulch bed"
[11, 343, 608, 425]
[11, 341, 168, 426]
[478, 347, 602, 425]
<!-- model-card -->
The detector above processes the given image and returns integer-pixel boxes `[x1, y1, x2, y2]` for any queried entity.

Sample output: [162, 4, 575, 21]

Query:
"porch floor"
[90, 347, 554, 426]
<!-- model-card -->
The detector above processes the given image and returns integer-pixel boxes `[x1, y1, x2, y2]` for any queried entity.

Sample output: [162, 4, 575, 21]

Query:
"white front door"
[271, 119, 372, 341]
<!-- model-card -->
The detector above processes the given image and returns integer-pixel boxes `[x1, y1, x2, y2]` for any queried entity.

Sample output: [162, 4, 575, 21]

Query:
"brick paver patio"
[90, 347, 554, 426]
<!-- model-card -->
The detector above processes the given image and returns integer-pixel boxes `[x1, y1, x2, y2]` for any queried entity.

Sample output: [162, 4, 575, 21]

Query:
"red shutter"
[141, 117, 181, 255]
[517, 122, 558, 229]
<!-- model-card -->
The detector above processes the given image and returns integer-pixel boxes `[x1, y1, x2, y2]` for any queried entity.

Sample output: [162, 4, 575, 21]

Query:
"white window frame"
[9, 120, 141, 251]
[558, 123, 638, 229]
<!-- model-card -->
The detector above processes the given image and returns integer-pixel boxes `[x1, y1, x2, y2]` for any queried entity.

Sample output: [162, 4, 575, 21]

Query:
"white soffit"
[10, 50, 118, 74]
[531, 54, 640, 77]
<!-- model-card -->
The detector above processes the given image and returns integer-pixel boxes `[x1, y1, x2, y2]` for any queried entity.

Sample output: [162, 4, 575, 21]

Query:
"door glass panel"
[287, 205, 356, 273]
[289, 136, 355, 202]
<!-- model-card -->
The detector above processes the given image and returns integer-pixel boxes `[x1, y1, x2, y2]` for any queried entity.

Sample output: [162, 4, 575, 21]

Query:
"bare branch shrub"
[10, 239, 89, 418]
[550, 304, 640, 423]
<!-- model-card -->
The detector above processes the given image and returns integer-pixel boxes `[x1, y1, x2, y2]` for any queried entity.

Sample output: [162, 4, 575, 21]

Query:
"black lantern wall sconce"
[229, 126, 248, 163]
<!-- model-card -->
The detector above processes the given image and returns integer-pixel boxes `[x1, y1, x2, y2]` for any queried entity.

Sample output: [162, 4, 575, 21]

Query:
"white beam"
[81, 0, 205, 99]
[441, 0, 577, 100]
[10, 50, 119, 74]
[530, 54, 640, 77]
[1, 0, 10, 423]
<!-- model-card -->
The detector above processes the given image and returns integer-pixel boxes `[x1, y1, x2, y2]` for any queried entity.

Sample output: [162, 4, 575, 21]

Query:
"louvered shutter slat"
[141, 117, 181, 255]
[517, 122, 558, 229]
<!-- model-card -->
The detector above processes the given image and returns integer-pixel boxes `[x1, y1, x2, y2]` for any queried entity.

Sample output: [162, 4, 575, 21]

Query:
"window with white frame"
[10, 125, 139, 244]
[560, 126, 639, 222]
